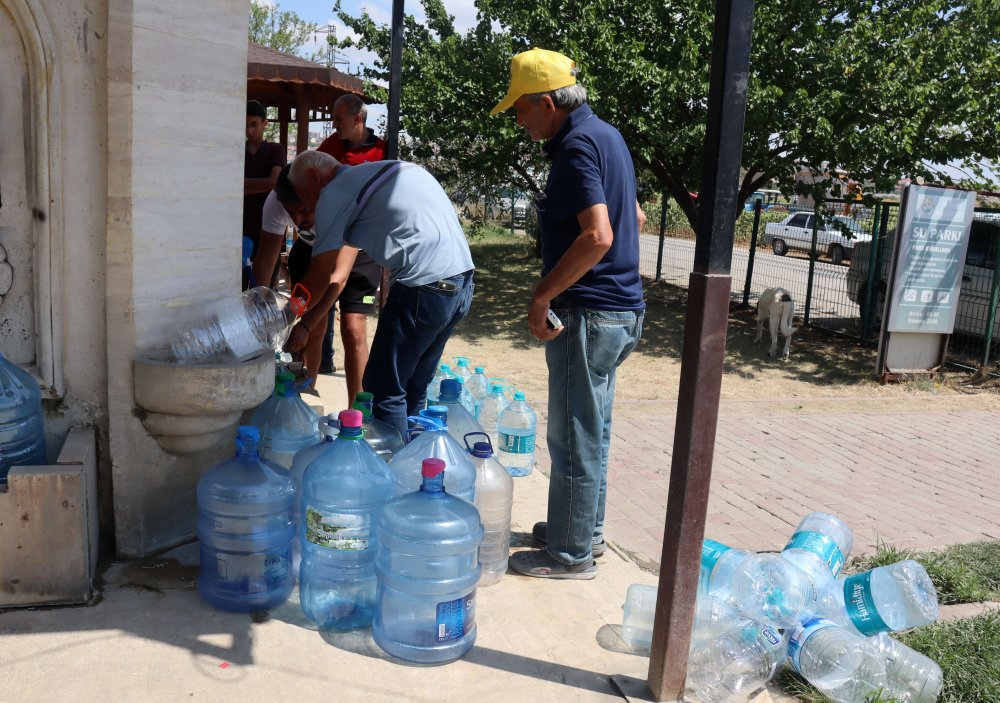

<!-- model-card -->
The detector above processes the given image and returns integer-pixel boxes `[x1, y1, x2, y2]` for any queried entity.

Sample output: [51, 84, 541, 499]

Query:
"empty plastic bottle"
[466, 366, 490, 418]
[497, 391, 537, 477]
[478, 383, 509, 451]
[437, 379, 485, 446]
[372, 458, 484, 664]
[782, 512, 853, 606]
[197, 426, 296, 612]
[870, 633, 944, 703]
[687, 622, 789, 703]
[387, 408, 477, 502]
[170, 286, 307, 364]
[452, 356, 473, 382]
[425, 363, 453, 406]
[299, 409, 394, 631]
[620, 585, 743, 654]
[351, 391, 404, 461]
[288, 413, 339, 578]
[0, 353, 47, 487]
[700, 539, 810, 627]
[250, 371, 321, 469]
[453, 376, 479, 417]
[465, 433, 513, 587]
[787, 617, 888, 703]
[819, 560, 939, 637]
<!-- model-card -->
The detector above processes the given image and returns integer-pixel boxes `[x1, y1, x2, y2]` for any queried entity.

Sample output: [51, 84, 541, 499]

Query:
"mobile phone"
[545, 309, 564, 330]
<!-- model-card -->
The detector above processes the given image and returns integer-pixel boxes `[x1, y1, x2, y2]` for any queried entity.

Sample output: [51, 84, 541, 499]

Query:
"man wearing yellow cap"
[492, 49, 645, 579]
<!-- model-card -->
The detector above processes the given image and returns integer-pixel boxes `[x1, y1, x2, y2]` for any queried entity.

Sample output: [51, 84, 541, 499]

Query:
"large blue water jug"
[387, 407, 476, 502]
[351, 391, 404, 461]
[288, 413, 339, 578]
[0, 353, 47, 486]
[373, 458, 484, 663]
[299, 409, 395, 630]
[250, 371, 321, 469]
[197, 426, 296, 611]
[436, 379, 484, 446]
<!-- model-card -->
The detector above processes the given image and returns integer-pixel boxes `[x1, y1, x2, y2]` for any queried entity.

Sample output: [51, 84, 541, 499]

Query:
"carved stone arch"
[0, 0, 64, 395]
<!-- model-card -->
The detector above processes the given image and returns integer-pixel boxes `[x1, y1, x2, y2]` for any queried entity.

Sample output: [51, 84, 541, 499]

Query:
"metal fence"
[644, 198, 1000, 373]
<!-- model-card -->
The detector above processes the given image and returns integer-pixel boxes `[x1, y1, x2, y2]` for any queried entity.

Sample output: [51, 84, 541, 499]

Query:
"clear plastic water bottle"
[819, 560, 939, 637]
[452, 356, 473, 383]
[170, 286, 308, 364]
[299, 409, 394, 631]
[466, 366, 490, 419]
[437, 379, 484, 446]
[387, 408, 477, 502]
[0, 353, 47, 487]
[453, 376, 479, 417]
[497, 391, 537, 477]
[687, 621, 789, 703]
[351, 391, 404, 461]
[782, 512, 853, 607]
[425, 363, 453, 407]
[700, 539, 810, 626]
[478, 383, 508, 454]
[870, 633, 944, 703]
[464, 433, 513, 588]
[620, 586, 743, 654]
[372, 458, 484, 664]
[288, 413, 339, 578]
[197, 426, 296, 612]
[787, 617, 888, 703]
[250, 371, 321, 469]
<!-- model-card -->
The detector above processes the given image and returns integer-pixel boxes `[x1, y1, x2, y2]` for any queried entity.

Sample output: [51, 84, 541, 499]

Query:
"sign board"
[877, 185, 976, 378]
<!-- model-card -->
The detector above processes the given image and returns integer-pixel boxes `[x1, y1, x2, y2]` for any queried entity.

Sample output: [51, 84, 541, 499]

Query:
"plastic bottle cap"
[237, 425, 260, 443]
[339, 409, 363, 428]
[457, 359, 469, 366]
[491, 384, 504, 392]
[474, 367, 485, 373]
[355, 391, 374, 402]
[471, 441, 493, 458]
[424, 405, 448, 422]
[440, 378, 461, 399]
[421, 458, 446, 478]
[276, 371, 295, 383]
[513, 391, 525, 401]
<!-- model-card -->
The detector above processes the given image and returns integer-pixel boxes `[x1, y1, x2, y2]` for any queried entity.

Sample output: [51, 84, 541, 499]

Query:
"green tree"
[249, 0, 320, 57]
[335, 0, 1000, 232]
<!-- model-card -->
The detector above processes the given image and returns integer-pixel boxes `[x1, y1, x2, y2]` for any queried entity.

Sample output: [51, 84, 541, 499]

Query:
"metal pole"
[646, 1, 755, 700]
[656, 194, 668, 281]
[742, 199, 762, 305]
[860, 201, 883, 339]
[804, 212, 818, 325]
[982, 227, 1000, 369]
[385, 0, 404, 160]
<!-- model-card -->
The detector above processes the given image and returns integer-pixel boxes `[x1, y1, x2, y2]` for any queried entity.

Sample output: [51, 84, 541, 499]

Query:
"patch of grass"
[775, 670, 902, 703]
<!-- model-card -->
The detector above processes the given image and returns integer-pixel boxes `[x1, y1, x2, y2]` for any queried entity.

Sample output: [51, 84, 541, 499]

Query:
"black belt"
[418, 269, 473, 293]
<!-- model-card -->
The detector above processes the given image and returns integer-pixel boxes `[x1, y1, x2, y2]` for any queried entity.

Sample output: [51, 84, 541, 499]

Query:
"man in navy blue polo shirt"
[492, 48, 645, 579]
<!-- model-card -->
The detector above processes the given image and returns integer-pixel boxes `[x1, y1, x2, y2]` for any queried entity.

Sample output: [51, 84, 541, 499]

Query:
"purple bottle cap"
[421, 458, 446, 478]
[339, 409, 363, 428]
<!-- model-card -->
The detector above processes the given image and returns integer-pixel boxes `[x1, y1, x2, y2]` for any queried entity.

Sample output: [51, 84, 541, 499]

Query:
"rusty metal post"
[646, 0, 755, 700]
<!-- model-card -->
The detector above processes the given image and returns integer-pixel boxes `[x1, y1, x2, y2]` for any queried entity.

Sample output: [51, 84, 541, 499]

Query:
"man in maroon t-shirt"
[243, 100, 286, 288]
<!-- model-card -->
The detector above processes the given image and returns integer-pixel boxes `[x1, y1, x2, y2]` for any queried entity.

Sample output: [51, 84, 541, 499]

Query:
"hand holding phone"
[545, 309, 564, 330]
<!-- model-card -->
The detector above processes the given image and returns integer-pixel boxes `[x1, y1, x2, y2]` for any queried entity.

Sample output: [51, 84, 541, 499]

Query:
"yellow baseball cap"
[490, 48, 577, 116]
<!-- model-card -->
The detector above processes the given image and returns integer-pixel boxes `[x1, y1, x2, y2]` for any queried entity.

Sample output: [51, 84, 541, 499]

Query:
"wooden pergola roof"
[247, 42, 377, 153]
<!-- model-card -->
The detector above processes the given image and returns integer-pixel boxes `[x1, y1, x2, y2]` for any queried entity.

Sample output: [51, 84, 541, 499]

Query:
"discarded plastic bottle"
[387, 407, 477, 502]
[288, 413, 339, 578]
[351, 391, 404, 461]
[372, 458, 484, 664]
[465, 433, 513, 587]
[0, 353, 47, 487]
[466, 366, 490, 418]
[781, 512, 854, 606]
[437, 379, 484, 446]
[477, 383, 509, 451]
[250, 371, 321, 469]
[788, 617, 888, 703]
[620, 585, 743, 654]
[870, 633, 944, 703]
[170, 285, 308, 364]
[819, 560, 939, 637]
[425, 363, 453, 406]
[700, 539, 810, 626]
[497, 391, 537, 477]
[687, 622, 789, 703]
[299, 409, 394, 631]
[197, 426, 296, 612]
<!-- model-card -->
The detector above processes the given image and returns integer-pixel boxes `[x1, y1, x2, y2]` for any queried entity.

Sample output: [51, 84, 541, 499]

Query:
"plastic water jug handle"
[405, 414, 444, 442]
[289, 283, 312, 317]
[463, 431, 491, 452]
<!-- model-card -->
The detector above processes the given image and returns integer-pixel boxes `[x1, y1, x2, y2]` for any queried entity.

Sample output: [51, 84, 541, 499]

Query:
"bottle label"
[499, 432, 535, 454]
[263, 551, 290, 583]
[436, 591, 476, 642]
[787, 617, 838, 673]
[701, 539, 732, 573]
[784, 530, 845, 575]
[304, 507, 370, 550]
[843, 571, 890, 636]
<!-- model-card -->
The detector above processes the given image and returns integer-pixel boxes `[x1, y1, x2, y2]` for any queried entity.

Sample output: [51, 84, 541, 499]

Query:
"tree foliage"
[336, 0, 1000, 231]
[249, 0, 320, 57]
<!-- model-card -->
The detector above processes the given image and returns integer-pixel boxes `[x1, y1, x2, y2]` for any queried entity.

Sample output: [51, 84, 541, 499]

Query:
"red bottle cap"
[339, 409, 363, 428]
[421, 458, 446, 478]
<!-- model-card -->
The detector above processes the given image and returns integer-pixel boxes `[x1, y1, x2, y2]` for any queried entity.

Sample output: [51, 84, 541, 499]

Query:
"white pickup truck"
[763, 213, 871, 265]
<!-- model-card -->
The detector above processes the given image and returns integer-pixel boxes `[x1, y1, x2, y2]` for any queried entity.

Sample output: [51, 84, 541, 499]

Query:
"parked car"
[846, 216, 1000, 340]
[763, 213, 871, 265]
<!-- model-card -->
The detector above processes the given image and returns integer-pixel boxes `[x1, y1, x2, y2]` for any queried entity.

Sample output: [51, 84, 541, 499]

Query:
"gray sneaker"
[509, 549, 598, 580]
[531, 521, 607, 558]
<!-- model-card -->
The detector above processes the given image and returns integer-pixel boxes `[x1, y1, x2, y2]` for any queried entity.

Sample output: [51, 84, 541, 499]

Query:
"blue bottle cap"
[474, 366, 485, 374]
[513, 392, 525, 401]
[237, 425, 260, 443]
[423, 405, 449, 423]
[470, 441, 493, 458]
[440, 378, 461, 400]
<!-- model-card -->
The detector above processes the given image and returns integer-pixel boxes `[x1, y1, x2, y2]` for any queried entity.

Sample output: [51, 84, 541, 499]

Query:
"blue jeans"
[363, 271, 474, 435]
[544, 303, 644, 565]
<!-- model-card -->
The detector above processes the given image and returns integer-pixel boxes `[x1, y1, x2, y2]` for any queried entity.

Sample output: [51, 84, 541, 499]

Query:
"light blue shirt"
[313, 162, 474, 287]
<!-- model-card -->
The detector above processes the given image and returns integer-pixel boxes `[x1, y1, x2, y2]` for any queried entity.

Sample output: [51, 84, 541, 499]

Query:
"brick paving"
[532, 398, 1000, 572]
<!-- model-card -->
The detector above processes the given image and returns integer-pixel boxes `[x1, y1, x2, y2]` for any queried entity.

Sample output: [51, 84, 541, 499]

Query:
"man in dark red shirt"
[243, 100, 286, 288]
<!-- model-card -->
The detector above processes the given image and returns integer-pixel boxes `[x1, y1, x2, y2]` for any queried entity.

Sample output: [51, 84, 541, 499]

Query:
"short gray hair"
[288, 150, 339, 190]
[530, 83, 588, 111]
[334, 93, 368, 122]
